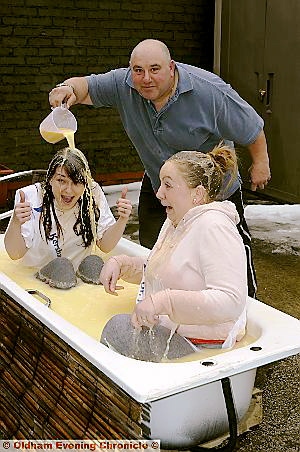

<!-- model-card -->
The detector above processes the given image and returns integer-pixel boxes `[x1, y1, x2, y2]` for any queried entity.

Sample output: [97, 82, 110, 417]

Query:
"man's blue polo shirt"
[87, 62, 263, 198]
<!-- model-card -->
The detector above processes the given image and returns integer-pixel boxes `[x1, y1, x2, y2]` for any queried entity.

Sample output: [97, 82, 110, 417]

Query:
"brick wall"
[0, 0, 214, 180]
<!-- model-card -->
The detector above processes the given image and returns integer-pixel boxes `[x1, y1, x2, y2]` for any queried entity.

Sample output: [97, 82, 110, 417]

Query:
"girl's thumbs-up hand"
[14, 190, 32, 225]
[116, 186, 132, 220]
[121, 186, 128, 199]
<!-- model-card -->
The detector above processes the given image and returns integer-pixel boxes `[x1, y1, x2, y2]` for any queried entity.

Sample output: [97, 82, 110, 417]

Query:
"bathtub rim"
[0, 238, 299, 403]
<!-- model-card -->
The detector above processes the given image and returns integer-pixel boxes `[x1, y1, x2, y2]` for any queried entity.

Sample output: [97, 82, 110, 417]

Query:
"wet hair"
[167, 144, 238, 202]
[40, 147, 100, 248]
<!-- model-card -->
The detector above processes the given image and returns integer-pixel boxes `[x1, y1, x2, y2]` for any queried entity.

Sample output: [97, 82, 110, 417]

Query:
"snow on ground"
[245, 204, 300, 255]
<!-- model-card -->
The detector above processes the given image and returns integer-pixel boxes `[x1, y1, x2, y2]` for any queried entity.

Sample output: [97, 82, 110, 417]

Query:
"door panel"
[220, 0, 266, 110]
[263, 0, 300, 201]
[220, 0, 300, 202]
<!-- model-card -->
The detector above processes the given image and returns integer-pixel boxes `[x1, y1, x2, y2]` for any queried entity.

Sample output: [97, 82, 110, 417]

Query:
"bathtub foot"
[189, 377, 237, 452]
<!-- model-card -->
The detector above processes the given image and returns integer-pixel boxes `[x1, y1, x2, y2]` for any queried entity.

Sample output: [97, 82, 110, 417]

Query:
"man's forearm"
[247, 130, 271, 190]
[49, 76, 92, 108]
[247, 129, 269, 165]
[63, 77, 92, 105]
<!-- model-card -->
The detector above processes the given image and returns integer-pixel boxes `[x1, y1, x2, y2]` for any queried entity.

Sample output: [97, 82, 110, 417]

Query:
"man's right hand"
[48, 77, 91, 108]
[49, 84, 76, 109]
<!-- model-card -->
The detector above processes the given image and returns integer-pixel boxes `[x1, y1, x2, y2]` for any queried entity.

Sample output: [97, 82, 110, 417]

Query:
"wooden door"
[220, 0, 300, 202]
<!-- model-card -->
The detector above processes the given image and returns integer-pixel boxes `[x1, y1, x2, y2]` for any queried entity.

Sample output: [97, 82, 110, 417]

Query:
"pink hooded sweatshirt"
[116, 201, 248, 344]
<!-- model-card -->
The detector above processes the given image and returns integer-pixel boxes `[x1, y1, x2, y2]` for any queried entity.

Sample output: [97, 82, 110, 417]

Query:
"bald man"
[49, 39, 271, 298]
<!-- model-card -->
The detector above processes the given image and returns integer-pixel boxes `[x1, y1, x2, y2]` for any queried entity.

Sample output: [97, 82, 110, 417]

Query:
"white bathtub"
[1, 235, 300, 448]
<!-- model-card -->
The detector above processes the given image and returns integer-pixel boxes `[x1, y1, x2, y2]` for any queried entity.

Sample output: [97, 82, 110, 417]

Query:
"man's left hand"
[249, 161, 271, 191]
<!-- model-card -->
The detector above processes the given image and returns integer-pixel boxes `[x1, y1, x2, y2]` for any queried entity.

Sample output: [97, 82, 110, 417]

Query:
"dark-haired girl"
[4, 147, 132, 270]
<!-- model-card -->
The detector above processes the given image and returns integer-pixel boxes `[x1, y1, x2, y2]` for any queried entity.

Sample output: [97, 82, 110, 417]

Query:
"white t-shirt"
[9, 182, 115, 270]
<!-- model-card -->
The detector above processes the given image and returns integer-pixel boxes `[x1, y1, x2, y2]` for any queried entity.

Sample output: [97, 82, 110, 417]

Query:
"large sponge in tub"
[35, 257, 77, 289]
[76, 254, 104, 285]
[100, 313, 196, 362]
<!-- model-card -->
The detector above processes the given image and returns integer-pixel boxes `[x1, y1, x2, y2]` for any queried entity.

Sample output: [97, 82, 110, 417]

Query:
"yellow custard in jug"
[40, 127, 75, 150]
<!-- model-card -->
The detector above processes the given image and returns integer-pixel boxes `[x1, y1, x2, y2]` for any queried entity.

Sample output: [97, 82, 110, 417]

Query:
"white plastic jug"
[39, 106, 77, 148]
